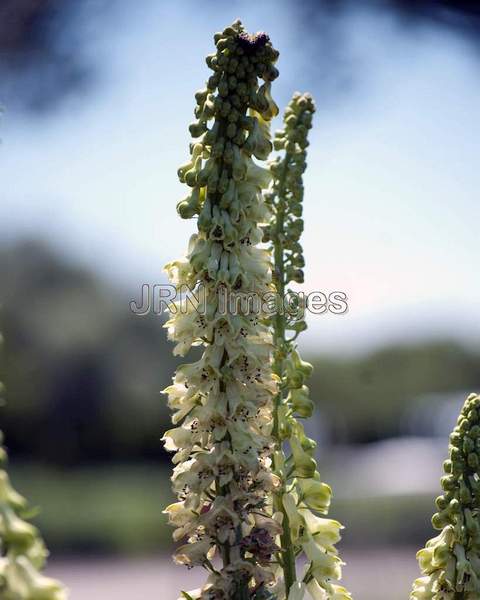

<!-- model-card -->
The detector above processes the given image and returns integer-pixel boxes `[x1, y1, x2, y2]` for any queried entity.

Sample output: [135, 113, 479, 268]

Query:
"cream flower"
[299, 510, 342, 551]
[174, 539, 215, 567]
[2, 556, 67, 600]
[287, 581, 306, 600]
[302, 535, 343, 582]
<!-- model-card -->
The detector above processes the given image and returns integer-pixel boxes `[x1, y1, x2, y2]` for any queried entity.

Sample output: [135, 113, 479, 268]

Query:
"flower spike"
[411, 392, 480, 600]
[267, 93, 352, 600]
[163, 20, 281, 600]
[0, 431, 67, 600]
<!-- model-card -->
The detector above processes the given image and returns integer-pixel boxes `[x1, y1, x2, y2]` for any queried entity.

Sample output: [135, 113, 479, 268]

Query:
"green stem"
[271, 153, 297, 594]
[234, 579, 251, 600]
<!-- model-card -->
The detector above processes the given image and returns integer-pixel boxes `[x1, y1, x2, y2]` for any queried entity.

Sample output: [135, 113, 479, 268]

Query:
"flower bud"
[189, 121, 207, 138]
[290, 437, 316, 478]
[441, 475, 456, 491]
[291, 350, 313, 378]
[435, 495, 448, 510]
[288, 386, 314, 418]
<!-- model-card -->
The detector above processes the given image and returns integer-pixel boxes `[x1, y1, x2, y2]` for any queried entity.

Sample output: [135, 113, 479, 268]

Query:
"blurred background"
[0, 1, 479, 598]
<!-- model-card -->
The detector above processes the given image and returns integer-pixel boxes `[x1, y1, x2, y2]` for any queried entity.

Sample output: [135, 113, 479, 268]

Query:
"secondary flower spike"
[267, 93, 352, 600]
[162, 20, 281, 600]
[0, 431, 67, 600]
[411, 392, 480, 599]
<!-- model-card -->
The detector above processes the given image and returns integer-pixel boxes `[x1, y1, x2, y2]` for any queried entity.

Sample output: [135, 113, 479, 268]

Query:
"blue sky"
[1, 1, 479, 353]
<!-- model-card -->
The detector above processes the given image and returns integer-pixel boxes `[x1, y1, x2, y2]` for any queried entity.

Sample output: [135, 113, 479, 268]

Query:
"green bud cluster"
[0, 431, 66, 599]
[176, 19, 278, 222]
[411, 393, 480, 599]
[265, 92, 315, 286]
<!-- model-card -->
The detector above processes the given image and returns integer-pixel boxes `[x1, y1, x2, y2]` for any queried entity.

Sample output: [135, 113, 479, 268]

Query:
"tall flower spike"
[162, 21, 281, 600]
[411, 392, 480, 600]
[267, 93, 352, 600]
[0, 431, 67, 600]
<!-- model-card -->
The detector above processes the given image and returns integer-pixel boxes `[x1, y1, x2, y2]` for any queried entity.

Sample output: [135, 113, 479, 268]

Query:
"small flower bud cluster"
[264, 92, 315, 286]
[176, 22, 278, 224]
[412, 393, 480, 599]
[163, 21, 282, 600]
[0, 431, 66, 600]
[268, 94, 351, 600]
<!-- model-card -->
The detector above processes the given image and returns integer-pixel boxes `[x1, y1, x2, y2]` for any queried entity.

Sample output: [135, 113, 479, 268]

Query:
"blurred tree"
[310, 341, 480, 443]
[0, 240, 479, 463]
[0, 240, 177, 464]
[0, 0, 95, 112]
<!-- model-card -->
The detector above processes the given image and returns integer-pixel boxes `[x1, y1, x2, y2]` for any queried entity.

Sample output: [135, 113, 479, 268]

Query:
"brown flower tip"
[237, 31, 270, 54]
